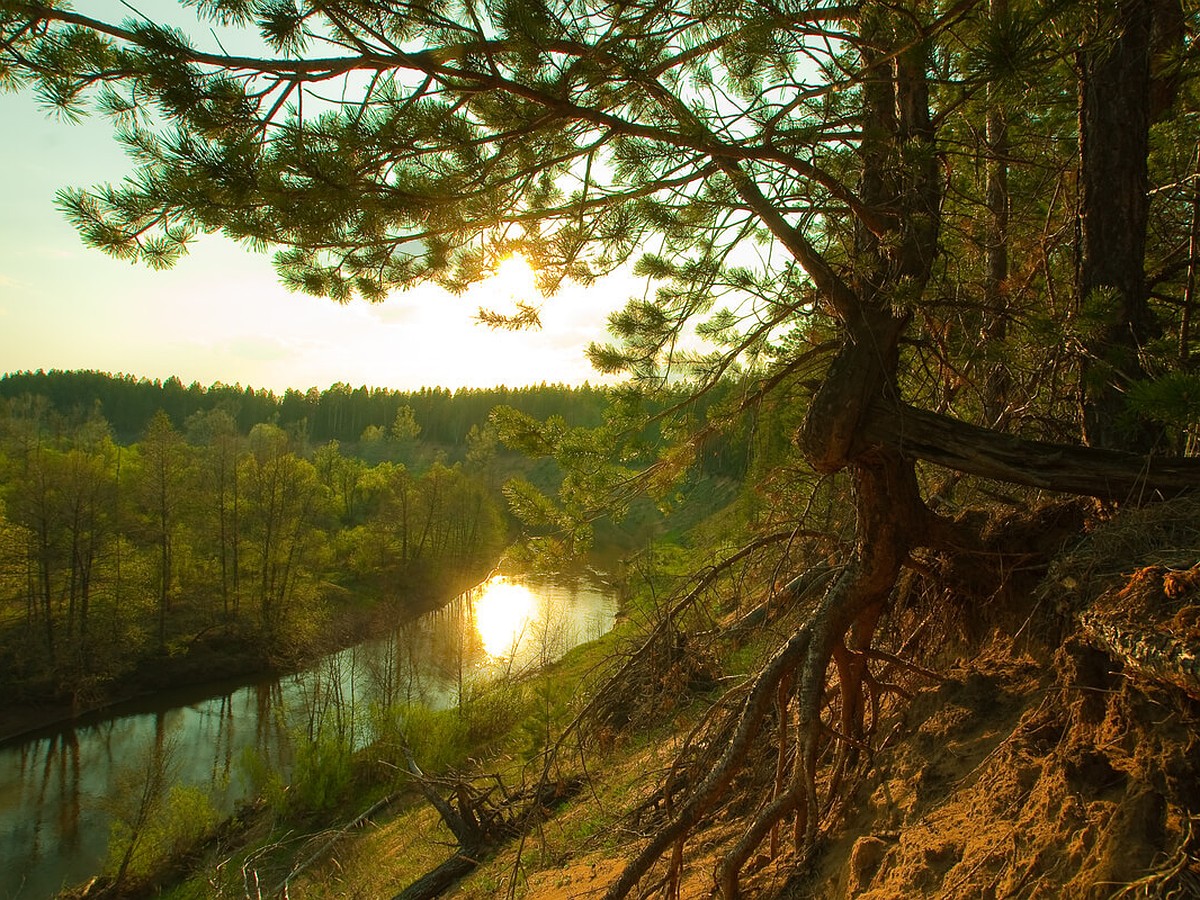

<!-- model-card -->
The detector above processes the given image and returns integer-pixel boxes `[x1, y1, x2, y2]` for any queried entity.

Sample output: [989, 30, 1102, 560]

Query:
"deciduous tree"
[5, 1, 1200, 895]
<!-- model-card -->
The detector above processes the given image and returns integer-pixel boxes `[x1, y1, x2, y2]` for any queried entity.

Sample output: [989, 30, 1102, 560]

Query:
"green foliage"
[0, 371, 609, 450]
[0, 382, 520, 703]
[492, 400, 669, 563]
[367, 679, 528, 781]
[963, 4, 1054, 91]
[9, 3, 1200, 892]
[289, 724, 355, 813]
[397, 704, 470, 774]
[1127, 372, 1200, 430]
[104, 784, 219, 884]
[464, 679, 526, 748]
[100, 731, 220, 889]
[389, 405, 422, 444]
[520, 677, 561, 762]
[236, 745, 288, 810]
[3, 0, 1199, 480]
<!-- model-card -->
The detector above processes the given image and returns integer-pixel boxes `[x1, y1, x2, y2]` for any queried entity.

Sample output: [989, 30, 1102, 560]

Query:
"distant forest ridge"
[0, 369, 609, 447]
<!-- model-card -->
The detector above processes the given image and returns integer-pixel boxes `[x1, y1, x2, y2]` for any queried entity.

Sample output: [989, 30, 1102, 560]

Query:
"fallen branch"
[394, 852, 481, 900]
[864, 398, 1200, 500]
[394, 747, 582, 900]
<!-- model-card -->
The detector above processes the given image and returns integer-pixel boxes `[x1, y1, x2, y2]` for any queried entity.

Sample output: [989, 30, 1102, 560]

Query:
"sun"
[467, 252, 544, 329]
[495, 253, 538, 293]
[472, 252, 539, 301]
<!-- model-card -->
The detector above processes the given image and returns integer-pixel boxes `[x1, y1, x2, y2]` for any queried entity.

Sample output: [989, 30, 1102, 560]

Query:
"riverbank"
[0, 567, 494, 746]
[99, 571, 631, 899]
[196, 501, 1200, 900]
[2, 571, 620, 899]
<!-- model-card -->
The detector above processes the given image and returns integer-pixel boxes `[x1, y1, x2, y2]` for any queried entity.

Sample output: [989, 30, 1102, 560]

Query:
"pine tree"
[5, 2, 1200, 895]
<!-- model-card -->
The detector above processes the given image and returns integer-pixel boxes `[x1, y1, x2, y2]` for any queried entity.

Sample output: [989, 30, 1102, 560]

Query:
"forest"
[0, 375, 631, 712]
[3, 0, 1200, 897]
[0, 370, 611, 447]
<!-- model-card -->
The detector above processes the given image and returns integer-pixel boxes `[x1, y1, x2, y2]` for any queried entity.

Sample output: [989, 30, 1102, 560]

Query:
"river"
[0, 573, 618, 899]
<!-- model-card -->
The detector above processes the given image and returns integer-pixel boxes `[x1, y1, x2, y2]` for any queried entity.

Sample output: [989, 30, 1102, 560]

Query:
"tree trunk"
[982, 0, 1010, 427]
[862, 397, 1200, 498]
[1077, 0, 1160, 451]
[393, 854, 479, 900]
[609, 5, 1196, 898]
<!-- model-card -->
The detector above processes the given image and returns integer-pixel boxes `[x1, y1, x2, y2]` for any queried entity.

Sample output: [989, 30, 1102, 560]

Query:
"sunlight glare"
[473, 577, 537, 658]
[495, 253, 538, 296]
[475, 252, 538, 301]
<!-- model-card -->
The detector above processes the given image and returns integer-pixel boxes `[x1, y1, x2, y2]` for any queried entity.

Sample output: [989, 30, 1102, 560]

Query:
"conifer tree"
[4, 2, 1200, 895]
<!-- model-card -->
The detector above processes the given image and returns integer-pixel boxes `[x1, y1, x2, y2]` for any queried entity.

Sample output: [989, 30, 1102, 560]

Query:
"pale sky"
[0, 54, 632, 394]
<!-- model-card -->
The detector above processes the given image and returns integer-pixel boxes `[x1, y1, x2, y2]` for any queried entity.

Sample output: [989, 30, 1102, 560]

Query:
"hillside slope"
[466, 502, 1198, 899]
[168, 499, 1200, 900]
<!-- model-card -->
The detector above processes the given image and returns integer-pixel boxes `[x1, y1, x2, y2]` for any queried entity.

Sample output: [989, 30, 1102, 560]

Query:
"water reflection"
[0, 573, 616, 899]
[474, 578, 536, 658]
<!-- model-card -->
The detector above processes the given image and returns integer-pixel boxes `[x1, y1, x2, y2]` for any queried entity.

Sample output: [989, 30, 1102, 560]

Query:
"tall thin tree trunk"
[218, 454, 230, 623]
[232, 442, 241, 619]
[982, 0, 1010, 428]
[114, 447, 123, 643]
[1180, 138, 1200, 364]
[38, 517, 55, 662]
[1077, 0, 1159, 451]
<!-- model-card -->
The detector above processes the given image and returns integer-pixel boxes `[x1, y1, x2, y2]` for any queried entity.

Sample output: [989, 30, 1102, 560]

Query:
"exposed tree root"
[1079, 563, 1200, 701]
[604, 450, 952, 899]
[1107, 814, 1200, 899]
[602, 624, 815, 900]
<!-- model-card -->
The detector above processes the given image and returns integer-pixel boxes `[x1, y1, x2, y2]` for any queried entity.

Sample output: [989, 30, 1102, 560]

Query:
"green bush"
[402, 704, 470, 773]
[465, 680, 526, 747]
[290, 725, 354, 812]
[105, 785, 218, 884]
[237, 745, 288, 810]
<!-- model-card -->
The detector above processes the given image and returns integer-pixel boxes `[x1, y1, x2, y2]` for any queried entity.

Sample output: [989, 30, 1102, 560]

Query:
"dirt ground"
[282, 502, 1200, 900]
[513, 633, 1196, 900]
[514, 521, 1200, 900]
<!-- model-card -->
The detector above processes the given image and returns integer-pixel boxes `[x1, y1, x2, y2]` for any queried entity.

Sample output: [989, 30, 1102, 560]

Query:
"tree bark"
[863, 397, 1200, 499]
[1081, 609, 1200, 701]
[1077, 0, 1160, 451]
[393, 852, 480, 900]
[982, 0, 1010, 427]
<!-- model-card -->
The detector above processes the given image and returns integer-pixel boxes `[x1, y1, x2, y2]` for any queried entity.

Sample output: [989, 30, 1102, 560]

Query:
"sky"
[0, 20, 634, 395]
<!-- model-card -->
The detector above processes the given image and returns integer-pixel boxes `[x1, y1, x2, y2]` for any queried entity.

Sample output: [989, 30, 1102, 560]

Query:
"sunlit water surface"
[0, 573, 617, 899]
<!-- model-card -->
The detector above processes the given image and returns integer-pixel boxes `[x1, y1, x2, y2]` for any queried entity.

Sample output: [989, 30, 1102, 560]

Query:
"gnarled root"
[713, 582, 888, 900]
[605, 450, 937, 900]
[602, 624, 815, 900]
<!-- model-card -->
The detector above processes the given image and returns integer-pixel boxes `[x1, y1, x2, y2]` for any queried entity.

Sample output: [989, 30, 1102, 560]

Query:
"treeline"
[0, 370, 610, 449]
[0, 371, 771, 707]
[0, 400, 508, 707]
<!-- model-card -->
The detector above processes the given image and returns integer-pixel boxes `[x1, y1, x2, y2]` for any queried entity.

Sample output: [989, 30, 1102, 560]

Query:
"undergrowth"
[96, 496, 1200, 900]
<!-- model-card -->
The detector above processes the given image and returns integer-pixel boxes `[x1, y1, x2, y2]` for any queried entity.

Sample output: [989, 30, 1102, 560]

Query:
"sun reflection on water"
[472, 577, 536, 658]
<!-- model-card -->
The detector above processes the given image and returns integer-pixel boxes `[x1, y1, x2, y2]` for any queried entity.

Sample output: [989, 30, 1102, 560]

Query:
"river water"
[0, 573, 618, 899]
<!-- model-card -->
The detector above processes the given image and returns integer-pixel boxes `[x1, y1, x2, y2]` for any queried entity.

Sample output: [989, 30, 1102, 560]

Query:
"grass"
[151, 520, 792, 900]
[150, 569, 659, 897]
